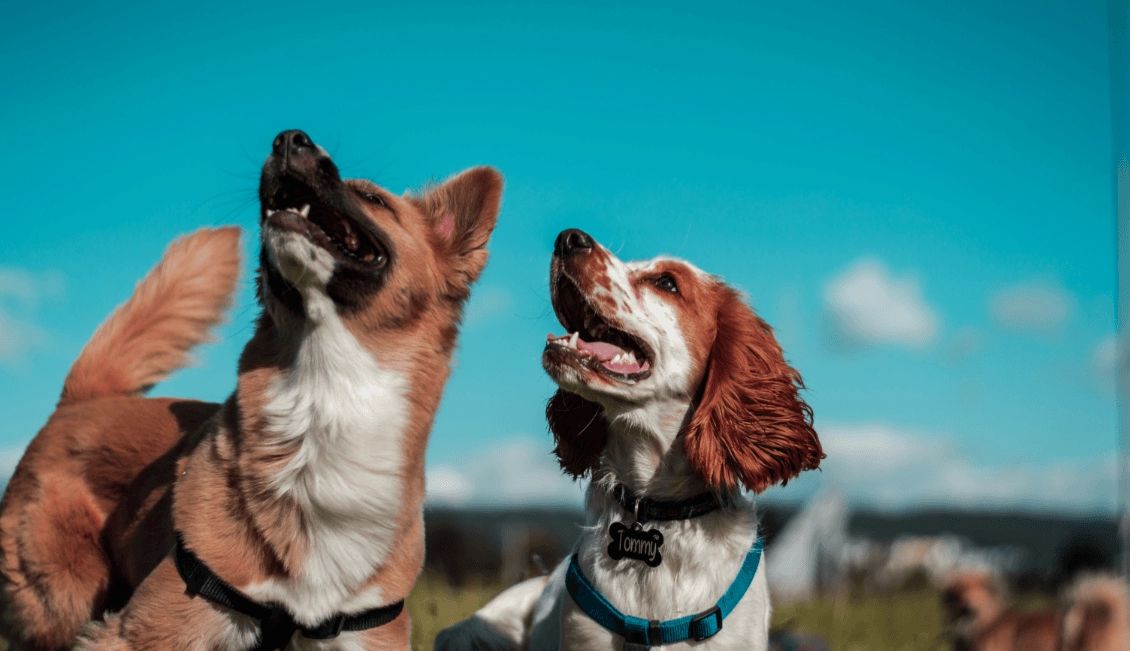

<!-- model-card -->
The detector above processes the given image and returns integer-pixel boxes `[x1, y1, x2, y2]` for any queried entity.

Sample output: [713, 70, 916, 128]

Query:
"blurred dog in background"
[942, 569, 1130, 651]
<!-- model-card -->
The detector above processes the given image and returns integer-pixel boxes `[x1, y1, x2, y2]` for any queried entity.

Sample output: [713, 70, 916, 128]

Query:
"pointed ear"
[547, 389, 609, 479]
[684, 289, 823, 493]
[419, 166, 503, 298]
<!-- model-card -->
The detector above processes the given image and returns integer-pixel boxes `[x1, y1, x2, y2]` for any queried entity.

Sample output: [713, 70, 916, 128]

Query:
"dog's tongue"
[547, 333, 649, 374]
[578, 338, 649, 375]
[577, 339, 624, 360]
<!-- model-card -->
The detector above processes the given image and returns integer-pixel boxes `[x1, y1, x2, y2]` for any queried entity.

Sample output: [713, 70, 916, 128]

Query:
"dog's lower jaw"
[266, 229, 335, 285]
[263, 229, 341, 324]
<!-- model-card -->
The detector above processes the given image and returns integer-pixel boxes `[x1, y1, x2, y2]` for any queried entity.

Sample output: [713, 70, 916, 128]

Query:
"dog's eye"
[372, 252, 388, 269]
[653, 274, 678, 293]
[359, 191, 388, 208]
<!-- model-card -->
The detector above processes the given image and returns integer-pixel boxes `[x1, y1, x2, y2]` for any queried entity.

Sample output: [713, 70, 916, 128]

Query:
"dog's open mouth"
[263, 179, 385, 267]
[546, 274, 652, 381]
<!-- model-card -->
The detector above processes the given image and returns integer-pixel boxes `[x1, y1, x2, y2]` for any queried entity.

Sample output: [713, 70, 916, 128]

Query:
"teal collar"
[564, 537, 764, 647]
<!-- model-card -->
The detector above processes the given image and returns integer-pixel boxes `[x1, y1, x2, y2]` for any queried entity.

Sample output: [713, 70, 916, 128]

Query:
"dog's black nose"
[272, 129, 315, 157]
[555, 229, 594, 257]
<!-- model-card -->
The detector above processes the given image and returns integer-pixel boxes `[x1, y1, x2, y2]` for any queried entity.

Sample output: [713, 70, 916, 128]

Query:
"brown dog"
[0, 130, 502, 650]
[942, 570, 1130, 651]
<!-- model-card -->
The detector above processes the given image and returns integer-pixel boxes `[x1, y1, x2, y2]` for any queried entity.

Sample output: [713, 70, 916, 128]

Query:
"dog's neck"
[233, 292, 436, 517]
[213, 291, 439, 619]
[591, 396, 717, 503]
[574, 395, 761, 630]
[237, 300, 415, 435]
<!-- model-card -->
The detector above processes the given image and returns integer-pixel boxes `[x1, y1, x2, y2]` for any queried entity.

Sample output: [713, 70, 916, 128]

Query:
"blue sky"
[0, 0, 1118, 513]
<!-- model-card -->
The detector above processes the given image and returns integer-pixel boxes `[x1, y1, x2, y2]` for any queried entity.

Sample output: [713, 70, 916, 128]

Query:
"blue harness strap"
[564, 538, 764, 646]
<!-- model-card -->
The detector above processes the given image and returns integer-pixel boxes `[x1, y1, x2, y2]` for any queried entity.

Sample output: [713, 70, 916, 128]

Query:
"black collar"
[610, 484, 723, 523]
[174, 533, 403, 651]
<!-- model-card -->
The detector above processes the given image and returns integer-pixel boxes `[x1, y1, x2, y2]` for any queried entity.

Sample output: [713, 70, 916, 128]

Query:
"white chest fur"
[248, 290, 409, 627]
[560, 500, 772, 650]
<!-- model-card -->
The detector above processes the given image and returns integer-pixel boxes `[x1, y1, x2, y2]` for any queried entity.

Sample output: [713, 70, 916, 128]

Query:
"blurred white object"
[767, 491, 850, 602]
[877, 535, 1022, 588]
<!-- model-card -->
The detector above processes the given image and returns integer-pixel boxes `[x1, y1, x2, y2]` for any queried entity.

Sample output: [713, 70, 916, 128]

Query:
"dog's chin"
[265, 227, 336, 289]
[259, 225, 342, 323]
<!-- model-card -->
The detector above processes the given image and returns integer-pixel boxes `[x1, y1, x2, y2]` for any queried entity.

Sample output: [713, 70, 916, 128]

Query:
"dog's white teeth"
[266, 208, 278, 217]
[611, 353, 625, 365]
[568, 332, 579, 348]
[625, 352, 637, 364]
[298, 204, 311, 218]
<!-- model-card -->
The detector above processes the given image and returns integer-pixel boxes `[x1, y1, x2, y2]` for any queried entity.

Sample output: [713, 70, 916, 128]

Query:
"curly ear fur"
[547, 389, 609, 478]
[684, 288, 823, 493]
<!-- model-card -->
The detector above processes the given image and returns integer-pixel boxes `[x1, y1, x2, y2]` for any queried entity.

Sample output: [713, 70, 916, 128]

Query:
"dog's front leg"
[76, 559, 260, 651]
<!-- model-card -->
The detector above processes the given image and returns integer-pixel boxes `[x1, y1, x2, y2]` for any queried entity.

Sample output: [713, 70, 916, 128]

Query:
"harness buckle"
[620, 618, 662, 649]
[689, 605, 723, 641]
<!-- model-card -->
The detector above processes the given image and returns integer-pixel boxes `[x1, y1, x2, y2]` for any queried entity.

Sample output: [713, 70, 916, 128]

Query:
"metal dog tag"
[607, 521, 663, 567]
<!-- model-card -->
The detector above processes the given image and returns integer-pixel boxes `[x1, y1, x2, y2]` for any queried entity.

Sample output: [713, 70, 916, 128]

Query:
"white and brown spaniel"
[437, 229, 823, 650]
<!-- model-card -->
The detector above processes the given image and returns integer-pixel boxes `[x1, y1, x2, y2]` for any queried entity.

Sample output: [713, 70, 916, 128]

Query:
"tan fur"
[682, 285, 823, 493]
[0, 139, 502, 650]
[61, 227, 242, 403]
[1062, 575, 1130, 651]
[943, 570, 1130, 651]
[0, 227, 239, 650]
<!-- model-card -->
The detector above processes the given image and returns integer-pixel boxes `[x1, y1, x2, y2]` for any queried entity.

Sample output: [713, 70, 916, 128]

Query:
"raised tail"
[1061, 574, 1130, 651]
[60, 227, 242, 404]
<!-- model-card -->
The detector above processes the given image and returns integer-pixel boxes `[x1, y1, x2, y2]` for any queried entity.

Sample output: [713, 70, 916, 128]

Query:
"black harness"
[174, 533, 404, 651]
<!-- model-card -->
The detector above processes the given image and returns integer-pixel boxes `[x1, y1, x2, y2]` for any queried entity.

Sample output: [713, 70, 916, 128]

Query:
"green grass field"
[408, 575, 953, 651]
[0, 577, 1038, 650]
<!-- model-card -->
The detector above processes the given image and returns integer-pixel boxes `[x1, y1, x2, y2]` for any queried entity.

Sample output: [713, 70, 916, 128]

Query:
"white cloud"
[820, 423, 949, 472]
[0, 444, 26, 486]
[0, 267, 64, 305]
[781, 422, 1118, 513]
[0, 312, 46, 362]
[0, 267, 64, 364]
[823, 258, 939, 349]
[1093, 334, 1119, 376]
[426, 466, 475, 506]
[463, 285, 513, 328]
[429, 427, 1118, 514]
[426, 437, 586, 506]
[1091, 333, 1124, 394]
[0, 269, 39, 303]
[989, 282, 1074, 332]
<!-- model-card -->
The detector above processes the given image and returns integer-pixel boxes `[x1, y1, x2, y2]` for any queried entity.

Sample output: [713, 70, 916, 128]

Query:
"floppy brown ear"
[684, 288, 823, 493]
[419, 166, 503, 299]
[547, 389, 609, 479]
